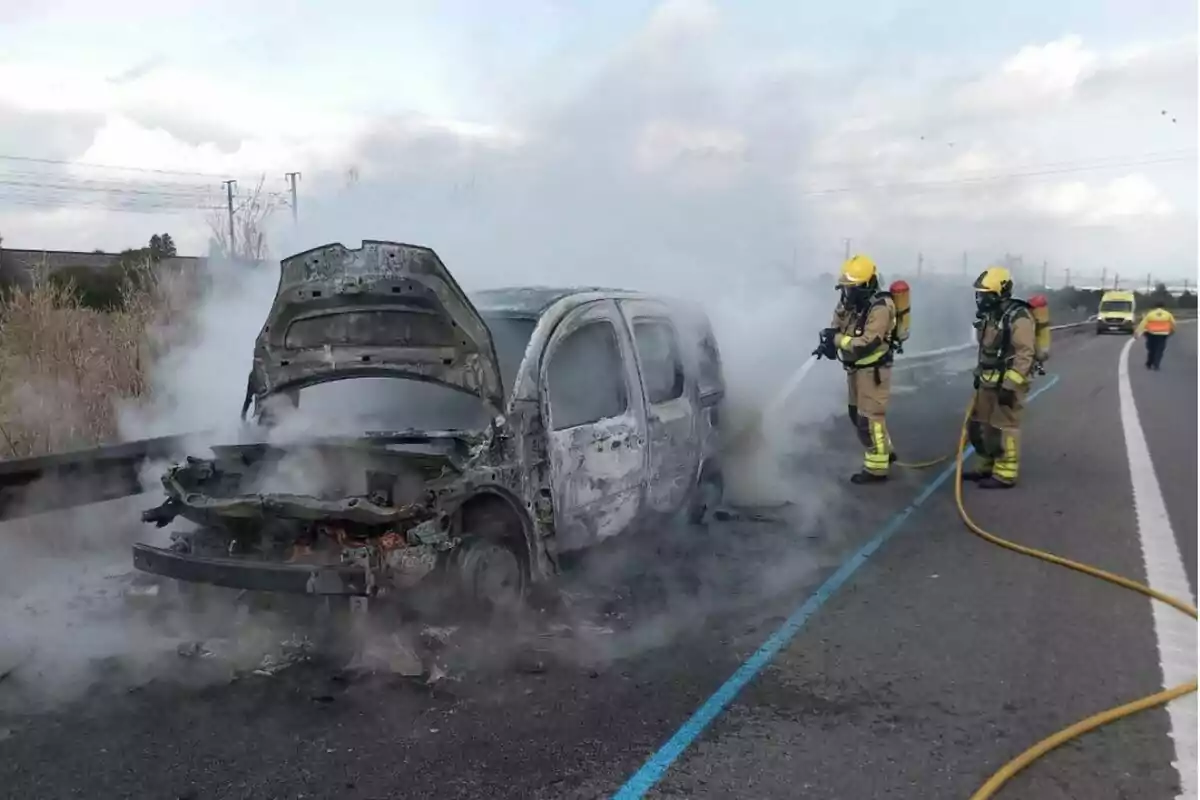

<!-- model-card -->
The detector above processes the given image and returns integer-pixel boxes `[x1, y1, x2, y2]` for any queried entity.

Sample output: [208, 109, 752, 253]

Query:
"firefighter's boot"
[853, 414, 892, 484]
[977, 476, 1015, 490]
[977, 430, 1019, 489]
[961, 458, 994, 482]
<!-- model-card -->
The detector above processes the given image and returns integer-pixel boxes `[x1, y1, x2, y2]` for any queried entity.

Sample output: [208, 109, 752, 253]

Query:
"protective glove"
[814, 328, 839, 360]
[997, 387, 1016, 408]
[823, 328, 841, 359]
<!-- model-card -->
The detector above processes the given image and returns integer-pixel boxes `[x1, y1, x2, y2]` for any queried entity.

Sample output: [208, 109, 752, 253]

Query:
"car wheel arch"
[453, 487, 538, 580]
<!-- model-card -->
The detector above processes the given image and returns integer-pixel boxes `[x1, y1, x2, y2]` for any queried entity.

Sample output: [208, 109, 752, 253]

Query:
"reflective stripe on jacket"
[1136, 308, 1176, 337]
[975, 302, 1036, 391]
[831, 294, 896, 369]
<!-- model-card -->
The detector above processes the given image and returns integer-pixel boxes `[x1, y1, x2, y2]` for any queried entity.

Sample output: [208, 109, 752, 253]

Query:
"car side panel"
[617, 299, 700, 517]
[541, 299, 649, 551]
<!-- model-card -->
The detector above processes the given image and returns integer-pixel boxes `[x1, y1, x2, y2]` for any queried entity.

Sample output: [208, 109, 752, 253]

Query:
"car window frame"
[630, 316, 686, 406]
[544, 317, 630, 431]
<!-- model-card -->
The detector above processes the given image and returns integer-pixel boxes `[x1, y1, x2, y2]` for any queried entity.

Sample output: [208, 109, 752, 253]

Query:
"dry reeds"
[0, 259, 196, 458]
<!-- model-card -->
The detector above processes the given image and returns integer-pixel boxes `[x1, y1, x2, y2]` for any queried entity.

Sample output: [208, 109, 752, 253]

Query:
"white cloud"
[796, 31, 1195, 273]
[956, 36, 1100, 115]
[0, 6, 1192, 283]
[633, 119, 747, 186]
[1023, 173, 1175, 223]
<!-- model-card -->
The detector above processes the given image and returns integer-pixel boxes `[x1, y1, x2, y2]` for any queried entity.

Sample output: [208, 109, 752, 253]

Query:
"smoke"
[116, 254, 279, 445]
[0, 0, 990, 703]
[0, 486, 296, 711]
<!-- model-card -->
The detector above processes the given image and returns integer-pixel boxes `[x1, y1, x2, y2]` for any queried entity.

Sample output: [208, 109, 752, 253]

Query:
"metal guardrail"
[726, 318, 1101, 452]
[0, 316, 1192, 523]
[893, 318, 1093, 369]
[0, 432, 202, 520]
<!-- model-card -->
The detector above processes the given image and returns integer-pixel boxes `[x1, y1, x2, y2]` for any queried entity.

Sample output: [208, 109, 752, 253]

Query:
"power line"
[0, 152, 266, 179]
[793, 153, 1197, 198]
[0, 148, 1192, 215]
[0, 178, 222, 200]
[0, 193, 226, 213]
[802, 147, 1197, 176]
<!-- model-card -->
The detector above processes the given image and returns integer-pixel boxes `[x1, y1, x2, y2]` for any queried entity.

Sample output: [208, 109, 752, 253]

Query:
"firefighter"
[816, 254, 898, 484]
[1134, 300, 1176, 370]
[963, 266, 1037, 489]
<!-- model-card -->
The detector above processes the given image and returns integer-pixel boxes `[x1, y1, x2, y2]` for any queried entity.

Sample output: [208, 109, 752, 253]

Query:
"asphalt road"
[1128, 326, 1198, 596]
[0, 325, 1194, 800]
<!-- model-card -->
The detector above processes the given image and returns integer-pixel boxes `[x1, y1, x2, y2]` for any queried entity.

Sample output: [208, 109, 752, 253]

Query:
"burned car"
[133, 240, 726, 610]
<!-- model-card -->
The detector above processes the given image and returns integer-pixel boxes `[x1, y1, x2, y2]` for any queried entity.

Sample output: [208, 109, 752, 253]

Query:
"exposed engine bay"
[135, 426, 530, 606]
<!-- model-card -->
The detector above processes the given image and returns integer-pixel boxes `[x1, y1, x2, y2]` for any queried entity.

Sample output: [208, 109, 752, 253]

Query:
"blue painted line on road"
[611, 374, 1062, 800]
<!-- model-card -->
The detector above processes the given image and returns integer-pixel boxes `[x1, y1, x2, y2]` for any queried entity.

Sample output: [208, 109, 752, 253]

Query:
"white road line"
[1117, 336, 1198, 800]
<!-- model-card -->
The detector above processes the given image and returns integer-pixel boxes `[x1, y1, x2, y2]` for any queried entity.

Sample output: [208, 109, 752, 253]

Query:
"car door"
[617, 299, 699, 516]
[541, 299, 649, 551]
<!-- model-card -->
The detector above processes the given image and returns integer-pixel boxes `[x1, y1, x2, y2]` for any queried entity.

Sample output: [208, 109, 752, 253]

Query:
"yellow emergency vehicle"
[1096, 290, 1136, 334]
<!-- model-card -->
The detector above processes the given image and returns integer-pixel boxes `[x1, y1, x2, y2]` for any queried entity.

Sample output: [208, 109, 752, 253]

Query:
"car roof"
[470, 286, 641, 317]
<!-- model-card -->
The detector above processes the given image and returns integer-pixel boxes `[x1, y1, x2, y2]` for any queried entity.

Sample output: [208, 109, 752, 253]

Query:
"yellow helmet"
[974, 266, 1013, 315]
[838, 255, 878, 288]
[973, 266, 1013, 296]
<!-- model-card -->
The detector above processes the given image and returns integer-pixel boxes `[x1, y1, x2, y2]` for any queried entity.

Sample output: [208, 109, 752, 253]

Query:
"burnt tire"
[687, 466, 725, 526]
[452, 536, 528, 616]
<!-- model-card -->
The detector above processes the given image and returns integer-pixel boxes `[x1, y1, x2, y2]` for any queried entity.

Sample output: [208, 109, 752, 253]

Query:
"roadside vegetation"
[0, 244, 197, 457]
[0, 181, 279, 458]
[0, 220, 1191, 460]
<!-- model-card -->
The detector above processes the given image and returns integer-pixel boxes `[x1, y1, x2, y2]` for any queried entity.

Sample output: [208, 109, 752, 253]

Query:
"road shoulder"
[650, 336, 1181, 799]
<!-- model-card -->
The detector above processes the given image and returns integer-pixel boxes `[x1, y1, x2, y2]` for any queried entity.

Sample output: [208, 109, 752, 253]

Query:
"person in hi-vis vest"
[1134, 300, 1177, 371]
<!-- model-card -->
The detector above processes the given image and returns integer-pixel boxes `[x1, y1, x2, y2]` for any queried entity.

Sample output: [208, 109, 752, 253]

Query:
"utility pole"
[1101, 267, 1107, 288]
[842, 238, 851, 260]
[1065, 267, 1071, 288]
[1114, 271, 1120, 289]
[285, 172, 302, 224]
[917, 251, 924, 278]
[1146, 272, 1153, 292]
[221, 179, 237, 256]
[1041, 260, 1048, 288]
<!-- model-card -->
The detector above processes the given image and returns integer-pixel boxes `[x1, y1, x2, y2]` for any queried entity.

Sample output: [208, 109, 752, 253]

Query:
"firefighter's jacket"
[975, 301, 1036, 392]
[830, 293, 897, 369]
[1135, 308, 1176, 337]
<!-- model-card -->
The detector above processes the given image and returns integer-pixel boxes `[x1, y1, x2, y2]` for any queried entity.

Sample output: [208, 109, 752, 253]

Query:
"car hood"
[247, 241, 505, 410]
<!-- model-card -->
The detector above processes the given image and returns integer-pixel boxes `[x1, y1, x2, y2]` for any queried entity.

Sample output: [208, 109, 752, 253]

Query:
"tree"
[1179, 290, 1197, 309]
[206, 176, 281, 264]
[149, 233, 176, 261]
[1149, 282, 1174, 308]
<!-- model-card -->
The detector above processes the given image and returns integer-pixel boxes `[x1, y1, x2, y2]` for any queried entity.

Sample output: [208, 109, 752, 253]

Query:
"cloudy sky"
[0, 0, 1195, 289]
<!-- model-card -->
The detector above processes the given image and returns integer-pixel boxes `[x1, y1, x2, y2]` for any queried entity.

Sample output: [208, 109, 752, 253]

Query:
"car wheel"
[687, 466, 725, 526]
[453, 536, 528, 615]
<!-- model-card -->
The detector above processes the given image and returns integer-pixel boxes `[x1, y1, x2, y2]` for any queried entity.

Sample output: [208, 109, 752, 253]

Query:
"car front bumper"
[132, 543, 377, 596]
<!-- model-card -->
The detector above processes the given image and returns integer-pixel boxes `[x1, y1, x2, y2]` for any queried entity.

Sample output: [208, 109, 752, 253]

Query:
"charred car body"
[134, 241, 726, 608]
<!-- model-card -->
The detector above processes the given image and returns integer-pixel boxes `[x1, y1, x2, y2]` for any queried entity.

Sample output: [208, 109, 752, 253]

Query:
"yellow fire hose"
[899, 399, 1200, 799]
[729, 355, 1196, 795]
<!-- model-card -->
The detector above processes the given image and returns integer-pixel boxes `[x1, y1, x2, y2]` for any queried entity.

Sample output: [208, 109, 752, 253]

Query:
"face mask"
[975, 292, 1000, 316]
[842, 285, 869, 308]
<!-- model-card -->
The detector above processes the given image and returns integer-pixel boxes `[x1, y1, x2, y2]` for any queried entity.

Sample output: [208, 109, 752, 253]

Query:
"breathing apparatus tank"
[1028, 293, 1051, 368]
[889, 280, 911, 353]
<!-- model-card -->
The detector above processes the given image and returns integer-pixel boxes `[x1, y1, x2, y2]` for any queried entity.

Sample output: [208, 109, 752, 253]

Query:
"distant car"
[133, 240, 726, 611]
[1096, 290, 1136, 334]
